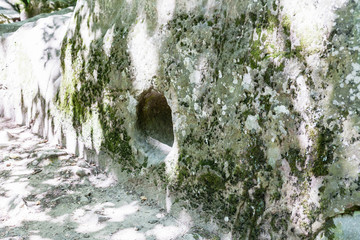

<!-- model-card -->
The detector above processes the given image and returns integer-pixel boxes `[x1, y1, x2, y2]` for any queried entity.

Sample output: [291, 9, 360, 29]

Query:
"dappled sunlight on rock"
[177, 209, 194, 230]
[144, 209, 193, 239]
[72, 208, 107, 233]
[56, 165, 91, 181]
[0, 195, 51, 228]
[0, 130, 12, 144]
[111, 228, 146, 240]
[88, 172, 117, 188]
[49, 213, 69, 224]
[0, 117, 208, 238]
[146, 224, 186, 240]
[104, 201, 140, 222]
[71, 200, 140, 234]
[0, 179, 35, 223]
[2, 181, 33, 199]
[29, 235, 53, 240]
[0, 0, 359, 238]
[42, 177, 63, 186]
[7, 161, 34, 176]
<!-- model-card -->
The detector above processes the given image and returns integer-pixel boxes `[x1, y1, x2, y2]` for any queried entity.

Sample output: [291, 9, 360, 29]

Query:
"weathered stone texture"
[1, 0, 360, 238]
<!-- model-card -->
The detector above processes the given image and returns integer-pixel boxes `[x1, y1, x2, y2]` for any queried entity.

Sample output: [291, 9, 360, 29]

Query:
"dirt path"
[0, 118, 208, 240]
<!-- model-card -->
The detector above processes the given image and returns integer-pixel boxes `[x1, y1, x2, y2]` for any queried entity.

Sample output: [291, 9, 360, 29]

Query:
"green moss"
[98, 103, 135, 170]
[71, 90, 87, 127]
[225, 135, 273, 238]
[198, 170, 226, 193]
[233, 187, 266, 239]
[60, 38, 68, 70]
[282, 15, 291, 36]
[272, 0, 278, 11]
[276, 62, 285, 71]
[291, 45, 304, 60]
[235, 14, 246, 26]
[57, 8, 138, 171]
[259, 94, 272, 113]
[246, 135, 266, 170]
[272, 191, 281, 201]
[313, 127, 336, 176]
[270, 212, 290, 233]
[249, 12, 257, 24]
[323, 218, 337, 239]
[284, 147, 305, 177]
[227, 194, 240, 216]
[231, 164, 248, 185]
[261, 32, 267, 43]
[250, 39, 262, 68]
[267, 11, 280, 32]
[70, 16, 84, 65]
[161, 7, 291, 237]
[177, 166, 190, 187]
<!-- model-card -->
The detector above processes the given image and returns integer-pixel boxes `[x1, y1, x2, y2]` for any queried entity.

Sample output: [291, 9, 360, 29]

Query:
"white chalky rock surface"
[1, 0, 360, 238]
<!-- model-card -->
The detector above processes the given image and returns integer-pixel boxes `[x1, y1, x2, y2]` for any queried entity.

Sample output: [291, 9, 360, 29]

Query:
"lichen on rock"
[1, 0, 360, 238]
[57, 0, 360, 238]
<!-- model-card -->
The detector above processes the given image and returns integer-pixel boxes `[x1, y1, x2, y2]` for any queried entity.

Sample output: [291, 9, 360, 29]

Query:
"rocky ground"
[0, 118, 214, 240]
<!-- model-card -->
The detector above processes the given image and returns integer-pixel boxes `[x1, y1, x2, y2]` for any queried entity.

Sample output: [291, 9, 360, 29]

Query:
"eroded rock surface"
[0, 0, 360, 239]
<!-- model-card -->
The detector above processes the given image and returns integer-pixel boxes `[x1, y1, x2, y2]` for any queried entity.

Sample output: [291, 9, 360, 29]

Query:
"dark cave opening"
[136, 89, 174, 147]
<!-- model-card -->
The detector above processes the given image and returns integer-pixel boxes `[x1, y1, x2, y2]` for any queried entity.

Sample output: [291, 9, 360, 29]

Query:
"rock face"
[1, 0, 360, 239]
[0, 9, 72, 139]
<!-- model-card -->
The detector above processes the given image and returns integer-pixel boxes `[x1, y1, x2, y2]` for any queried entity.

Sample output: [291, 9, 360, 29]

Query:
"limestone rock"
[0, 0, 359, 238]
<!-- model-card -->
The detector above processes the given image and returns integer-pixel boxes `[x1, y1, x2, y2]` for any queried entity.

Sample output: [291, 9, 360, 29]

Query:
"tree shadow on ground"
[0, 118, 199, 240]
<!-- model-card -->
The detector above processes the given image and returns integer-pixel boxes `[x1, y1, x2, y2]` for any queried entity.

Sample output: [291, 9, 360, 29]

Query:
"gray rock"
[79, 195, 88, 204]
[148, 220, 159, 224]
[75, 169, 87, 178]
[330, 212, 360, 240]
[98, 216, 110, 223]
[32, 160, 39, 166]
[181, 234, 197, 240]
